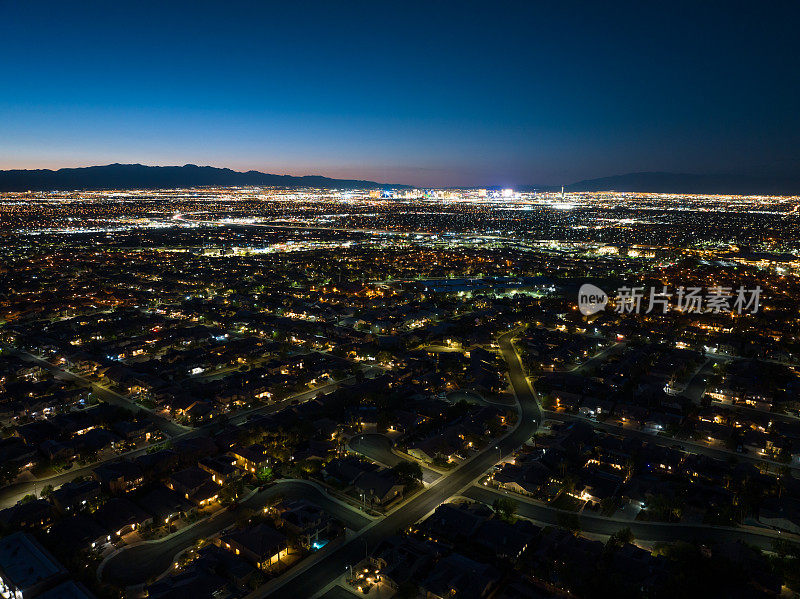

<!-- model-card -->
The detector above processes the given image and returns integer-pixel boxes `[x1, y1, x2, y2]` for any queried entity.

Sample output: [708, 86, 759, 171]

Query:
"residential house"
[93, 497, 153, 538]
[229, 444, 270, 475]
[199, 455, 240, 485]
[167, 467, 219, 506]
[48, 480, 100, 514]
[352, 470, 404, 506]
[216, 523, 290, 571]
[92, 461, 143, 494]
[420, 553, 501, 599]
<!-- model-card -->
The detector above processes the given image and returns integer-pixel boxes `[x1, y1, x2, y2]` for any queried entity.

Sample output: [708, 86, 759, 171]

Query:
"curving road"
[100, 480, 371, 587]
[3, 346, 188, 436]
[348, 434, 441, 484]
[258, 330, 541, 598]
[0, 376, 349, 509]
[544, 410, 800, 472]
[351, 419, 799, 551]
[260, 331, 799, 598]
[463, 486, 791, 551]
[96, 326, 800, 594]
[348, 435, 402, 468]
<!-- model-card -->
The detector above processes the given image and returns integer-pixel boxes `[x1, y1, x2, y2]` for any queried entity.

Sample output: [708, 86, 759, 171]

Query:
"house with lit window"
[199, 455, 240, 485]
[166, 467, 219, 506]
[420, 552, 501, 599]
[216, 523, 290, 571]
[92, 461, 144, 494]
[274, 500, 337, 549]
[229, 443, 270, 474]
[92, 497, 153, 538]
[48, 479, 100, 514]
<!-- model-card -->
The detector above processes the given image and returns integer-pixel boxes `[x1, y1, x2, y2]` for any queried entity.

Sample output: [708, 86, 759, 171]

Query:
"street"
[256, 330, 542, 599]
[100, 480, 372, 587]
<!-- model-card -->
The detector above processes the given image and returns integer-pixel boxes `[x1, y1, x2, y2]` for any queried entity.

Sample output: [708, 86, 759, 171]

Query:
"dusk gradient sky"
[1, 1, 799, 187]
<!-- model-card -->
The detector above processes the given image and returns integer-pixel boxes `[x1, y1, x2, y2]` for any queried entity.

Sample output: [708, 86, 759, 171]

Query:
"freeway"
[174, 214, 507, 244]
[257, 330, 541, 598]
[100, 480, 372, 587]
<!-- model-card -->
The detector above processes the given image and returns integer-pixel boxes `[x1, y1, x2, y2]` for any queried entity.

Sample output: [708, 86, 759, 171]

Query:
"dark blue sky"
[2, 1, 798, 187]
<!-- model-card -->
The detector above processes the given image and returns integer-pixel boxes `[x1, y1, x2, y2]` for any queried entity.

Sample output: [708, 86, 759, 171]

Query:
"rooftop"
[0, 532, 67, 592]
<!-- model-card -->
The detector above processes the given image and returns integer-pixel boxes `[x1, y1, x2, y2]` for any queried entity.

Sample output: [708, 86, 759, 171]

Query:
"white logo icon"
[578, 284, 608, 315]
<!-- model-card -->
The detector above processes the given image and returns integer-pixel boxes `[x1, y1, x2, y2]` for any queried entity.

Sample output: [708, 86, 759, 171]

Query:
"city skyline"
[2, 3, 800, 598]
[2, 1, 799, 187]
[2, 186, 800, 599]
[3, 162, 800, 196]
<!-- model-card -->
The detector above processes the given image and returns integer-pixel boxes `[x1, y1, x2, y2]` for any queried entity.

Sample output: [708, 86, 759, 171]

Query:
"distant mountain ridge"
[560, 171, 800, 195]
[0, 163, 410, 192]
[2, 164, 799, 195]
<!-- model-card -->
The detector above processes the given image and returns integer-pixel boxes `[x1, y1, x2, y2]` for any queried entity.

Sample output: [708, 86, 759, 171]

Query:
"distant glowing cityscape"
[1, 185, 800, 599]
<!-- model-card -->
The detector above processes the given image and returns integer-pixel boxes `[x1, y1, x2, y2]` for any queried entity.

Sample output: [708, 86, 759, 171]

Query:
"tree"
[560, 473, 577, 494]
[606, 527, 634, 549]
[40, 484, 54, 498]
[391, 461, 423, 486]
[644, 493, 682, 522]
[492, 497, 518, 522]
[557, 512, 581, 533]
[300, 460, 319, 476]
[0, 463, 18, 486]
[247, 571, 266, 590]
[771, 538, 800, 559]
[396, 582, 418, 599]
[219, 478, 245, 505]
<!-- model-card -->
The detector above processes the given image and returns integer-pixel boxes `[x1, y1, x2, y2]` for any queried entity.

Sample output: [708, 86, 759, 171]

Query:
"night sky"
[2, 1, 799, 187]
